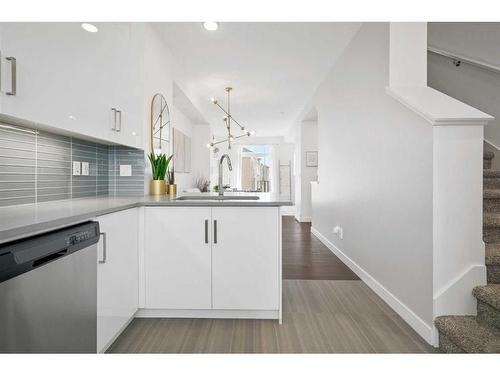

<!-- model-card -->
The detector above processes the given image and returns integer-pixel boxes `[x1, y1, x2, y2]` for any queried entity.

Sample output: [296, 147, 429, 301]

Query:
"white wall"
[191, 124, 212, 187]
[310, 23, 434, 331]
[389, 23, 427, 87]
[139, 24, 210, 194]
[429, 23, 500, 67]
[140, 24, 176, 194]
[294, 121, 318, 222]
[171, 106, 194, 192]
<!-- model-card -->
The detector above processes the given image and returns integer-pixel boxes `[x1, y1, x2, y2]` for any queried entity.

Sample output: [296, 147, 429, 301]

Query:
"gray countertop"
[0, 193, 292, 244]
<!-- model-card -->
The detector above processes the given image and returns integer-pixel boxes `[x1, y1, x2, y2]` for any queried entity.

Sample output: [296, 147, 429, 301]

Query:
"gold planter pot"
[150, 180, 166, 195]
[168, 184, 177, 196]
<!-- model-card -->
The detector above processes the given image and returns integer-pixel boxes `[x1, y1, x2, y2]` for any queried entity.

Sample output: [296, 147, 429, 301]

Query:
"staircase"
[434, 151, 500, 353]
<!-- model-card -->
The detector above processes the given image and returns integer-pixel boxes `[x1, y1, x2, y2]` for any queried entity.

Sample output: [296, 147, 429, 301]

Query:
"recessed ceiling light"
[203, 22, 218, 31]
[81, 23, 98, 33]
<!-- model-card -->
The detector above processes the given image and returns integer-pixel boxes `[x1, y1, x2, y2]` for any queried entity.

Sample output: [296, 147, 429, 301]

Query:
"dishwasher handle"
[32, 249, 68, 268]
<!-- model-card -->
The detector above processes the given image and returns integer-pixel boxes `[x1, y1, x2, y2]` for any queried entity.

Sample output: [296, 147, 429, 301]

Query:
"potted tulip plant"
[148, 152, 173, 195]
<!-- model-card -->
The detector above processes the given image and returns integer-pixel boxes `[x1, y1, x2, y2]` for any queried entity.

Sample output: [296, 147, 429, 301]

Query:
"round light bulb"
[81, 23, 98, 33]
[203, 22, 219, 31]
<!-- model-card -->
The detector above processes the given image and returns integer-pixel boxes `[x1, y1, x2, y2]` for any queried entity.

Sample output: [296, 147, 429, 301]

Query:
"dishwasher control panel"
[66, 230, 93, 246]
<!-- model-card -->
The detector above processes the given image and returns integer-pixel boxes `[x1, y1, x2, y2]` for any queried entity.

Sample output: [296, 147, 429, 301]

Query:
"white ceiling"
[154, 22, 361, 136]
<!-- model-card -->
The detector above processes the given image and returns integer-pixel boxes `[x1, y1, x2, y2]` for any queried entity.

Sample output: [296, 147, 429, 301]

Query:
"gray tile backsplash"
[0, 124, 145, 206]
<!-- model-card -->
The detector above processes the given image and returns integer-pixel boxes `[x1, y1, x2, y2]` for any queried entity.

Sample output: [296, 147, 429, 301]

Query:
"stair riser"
[483, 228, 500, 243]
[438, 333, 466, 353]
[484, 199, 500, 212]
[477, 301, 500, 331]
[487, 265, 500, 284]
[484, 160, 492, 170]
[484, 178, 500, 189]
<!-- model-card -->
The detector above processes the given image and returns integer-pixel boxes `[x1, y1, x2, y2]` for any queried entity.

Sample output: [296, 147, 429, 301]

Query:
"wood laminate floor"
[282, 216, 359, 280]
[108, 280, 432, 353]
[109, 216, 431, 353]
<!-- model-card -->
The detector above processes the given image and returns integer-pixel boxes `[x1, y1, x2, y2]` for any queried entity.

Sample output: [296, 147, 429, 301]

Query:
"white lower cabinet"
[145, 207, 212, 309]
[97, 208, 139, 352]
[144, 206, 280, 313]
[212, 207, 279, 310]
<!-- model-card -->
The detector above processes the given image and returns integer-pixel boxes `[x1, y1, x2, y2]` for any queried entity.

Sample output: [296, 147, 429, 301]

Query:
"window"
[240, 145, 273, 192]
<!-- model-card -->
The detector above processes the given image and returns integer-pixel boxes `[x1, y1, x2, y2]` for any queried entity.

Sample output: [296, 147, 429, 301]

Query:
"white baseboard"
[485, 138, 500, 151]
[433, 264, 486, 317]
[295, 215, 311, 223]
[431, 264, 486, 346]
[99, 315, 135, 353]
[280, 206, 296, 216]
[311, 226, 434, 345]
[136, 309, 279, 320]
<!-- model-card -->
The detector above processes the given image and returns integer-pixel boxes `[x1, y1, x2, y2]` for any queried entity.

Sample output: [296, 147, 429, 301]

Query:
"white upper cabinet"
[0, 23, 143, 148]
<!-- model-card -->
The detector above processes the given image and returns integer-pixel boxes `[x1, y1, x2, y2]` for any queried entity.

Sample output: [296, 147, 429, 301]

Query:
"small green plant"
[167, 166, 175, 185]
[148, 152, 173, 180]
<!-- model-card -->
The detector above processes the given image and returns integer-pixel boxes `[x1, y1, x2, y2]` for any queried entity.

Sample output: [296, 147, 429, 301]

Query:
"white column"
[389, 22, 428, 87]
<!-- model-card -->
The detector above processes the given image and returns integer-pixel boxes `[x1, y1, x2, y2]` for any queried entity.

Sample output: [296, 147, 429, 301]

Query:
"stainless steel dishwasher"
[0, 221, 100, 353]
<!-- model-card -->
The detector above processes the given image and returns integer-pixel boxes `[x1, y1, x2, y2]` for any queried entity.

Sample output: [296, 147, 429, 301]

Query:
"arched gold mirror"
[150, 93, 171, 154]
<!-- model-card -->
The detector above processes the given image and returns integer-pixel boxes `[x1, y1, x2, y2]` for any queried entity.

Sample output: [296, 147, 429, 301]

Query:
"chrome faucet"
[218, 154, 232, 196]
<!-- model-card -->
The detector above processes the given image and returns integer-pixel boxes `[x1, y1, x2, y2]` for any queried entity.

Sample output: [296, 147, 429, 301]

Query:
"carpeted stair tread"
[484, 151, 495, 161]
[473, 285, 500, 310]
[484, 170, 500, 178]
[484, 189, 500, 199]
[435, 316, 500, 353]
[486, 244, 500, 266]
[483, 212, 500, 228]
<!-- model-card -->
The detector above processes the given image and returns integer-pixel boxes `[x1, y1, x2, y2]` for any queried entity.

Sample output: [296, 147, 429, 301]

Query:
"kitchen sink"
[175, 195, 260, 201]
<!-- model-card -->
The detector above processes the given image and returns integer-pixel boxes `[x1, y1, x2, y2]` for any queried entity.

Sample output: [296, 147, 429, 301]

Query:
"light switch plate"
[333, 226, 344, 240]
[120, 164, 132, 177]
[72, 161, 81, 176]
[81, 162, 89, 176]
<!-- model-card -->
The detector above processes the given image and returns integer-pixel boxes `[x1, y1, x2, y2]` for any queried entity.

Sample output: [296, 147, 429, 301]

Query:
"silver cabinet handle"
[213, 220, 217, 244]
[116, 110, 122, 132]
[111, 108, 117, 131]
[5, 57, 16, 96]
[205, 220, 209, 244]
[99, 232, 107, 264]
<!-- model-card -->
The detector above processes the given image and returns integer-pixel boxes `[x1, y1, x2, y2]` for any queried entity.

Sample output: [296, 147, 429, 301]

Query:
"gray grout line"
[35, 132, 38, 204]
[70, 136, 73, 199]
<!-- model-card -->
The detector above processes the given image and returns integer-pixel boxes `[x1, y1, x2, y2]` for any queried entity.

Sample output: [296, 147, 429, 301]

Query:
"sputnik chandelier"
[207, 87, 255, 150]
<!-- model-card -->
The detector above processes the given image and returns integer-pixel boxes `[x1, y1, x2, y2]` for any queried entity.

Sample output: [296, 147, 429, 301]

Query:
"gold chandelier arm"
[213, 102, 246, 130]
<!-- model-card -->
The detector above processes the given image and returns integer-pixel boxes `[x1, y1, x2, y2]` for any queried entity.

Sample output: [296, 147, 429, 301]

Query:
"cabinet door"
[0, 23, 142, 148]
[103, 23, 143, 148]
[145, 207, 212, 309]
[97, 208, 138, 352]
[0, 23, 111, 139]
[212, 207, 280, 310]
[108, 23, 143, 148]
